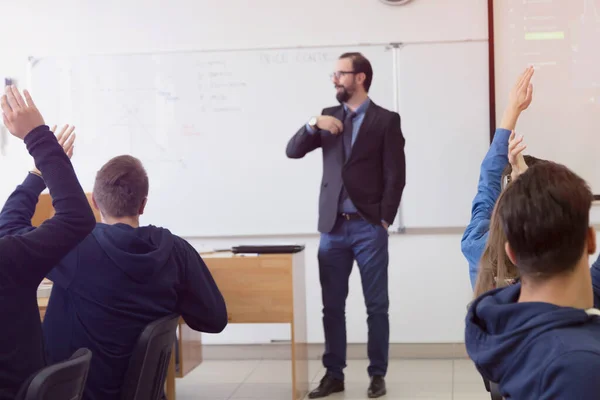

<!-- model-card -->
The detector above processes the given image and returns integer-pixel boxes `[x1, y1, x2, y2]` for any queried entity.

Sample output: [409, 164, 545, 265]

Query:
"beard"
[335, 85, 353, 103]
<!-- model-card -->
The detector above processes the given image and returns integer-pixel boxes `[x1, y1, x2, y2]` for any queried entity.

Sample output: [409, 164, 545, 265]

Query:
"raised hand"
[508, 130, 528, 181]
[52, 124, 76, 159]
[508, 66, 534, 113]
[31, 125, 76, 177]
[0, 85, 45, 140]
[500, 66, 535, 131]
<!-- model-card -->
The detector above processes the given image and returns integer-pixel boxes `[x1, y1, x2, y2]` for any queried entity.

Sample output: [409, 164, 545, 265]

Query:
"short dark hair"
[339, 52, 373, 92]
[497, 162, 593, 279]
[93, 155, 149, 218]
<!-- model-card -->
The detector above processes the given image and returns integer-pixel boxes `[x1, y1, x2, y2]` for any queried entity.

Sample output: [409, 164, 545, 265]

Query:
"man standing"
[286, 52, 406, 398]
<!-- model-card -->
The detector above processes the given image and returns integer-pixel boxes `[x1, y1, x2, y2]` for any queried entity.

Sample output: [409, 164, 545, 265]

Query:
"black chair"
[482, 375, 491, 392]
[482, 374, 504, 400]
[17, 348, 92, 400]
[121, 314, 180, 400]
[489, 381, 503, 400]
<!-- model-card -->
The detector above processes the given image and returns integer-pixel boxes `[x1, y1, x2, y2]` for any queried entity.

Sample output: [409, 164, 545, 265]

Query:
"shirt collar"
[343, 97, 371, 116]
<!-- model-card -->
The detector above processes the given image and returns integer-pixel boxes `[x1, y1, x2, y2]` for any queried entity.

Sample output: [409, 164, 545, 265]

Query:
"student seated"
[0, 87, 95, 398]
[465, 161, 600, 398]
[468, 68, 600, 304]
[470, 134, 545, 298]
[462, 66, 544, 289]
[0, 153, 228, 399]
[475, 145, 600, 306]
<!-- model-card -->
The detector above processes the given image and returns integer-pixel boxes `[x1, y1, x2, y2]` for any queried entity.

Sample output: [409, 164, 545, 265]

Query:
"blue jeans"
[318, 216, 389, 381]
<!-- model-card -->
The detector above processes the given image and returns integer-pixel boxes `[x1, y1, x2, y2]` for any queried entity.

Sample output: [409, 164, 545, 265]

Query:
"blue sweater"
[466, 284, 600, 398]
[0, 126, 95, 399]
[0, 177, 228, 399]
[461, 128, 511, 288]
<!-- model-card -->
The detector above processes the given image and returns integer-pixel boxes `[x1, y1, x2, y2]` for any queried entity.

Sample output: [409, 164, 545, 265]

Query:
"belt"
[339, 212, 363, 221]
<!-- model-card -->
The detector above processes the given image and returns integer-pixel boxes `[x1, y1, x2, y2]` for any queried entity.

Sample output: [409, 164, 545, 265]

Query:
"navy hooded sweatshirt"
[0, 175, 228, 399]
[0, 126, 95, 399]
[466, 283, 600, 399]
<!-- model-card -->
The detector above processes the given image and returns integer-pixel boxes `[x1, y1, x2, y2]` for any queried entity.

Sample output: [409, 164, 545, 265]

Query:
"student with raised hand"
[461, 66, 543, 288]
[0, 85, 95, 399]
[0, 148, 228, 398]
[465, 161, 600, 399]
[0, 124, 77, 236]
[471, 134, 543, 297]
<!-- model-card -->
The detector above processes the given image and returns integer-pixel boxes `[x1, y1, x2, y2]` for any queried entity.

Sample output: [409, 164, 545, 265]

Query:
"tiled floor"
[176, 359, 489, 399]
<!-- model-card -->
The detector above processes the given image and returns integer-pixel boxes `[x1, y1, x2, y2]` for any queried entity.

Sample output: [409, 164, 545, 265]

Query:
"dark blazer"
[286, 100, 406, 233]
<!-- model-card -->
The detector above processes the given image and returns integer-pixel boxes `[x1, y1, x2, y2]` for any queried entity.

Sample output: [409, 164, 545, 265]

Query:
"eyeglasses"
[330, 71, 356, 80]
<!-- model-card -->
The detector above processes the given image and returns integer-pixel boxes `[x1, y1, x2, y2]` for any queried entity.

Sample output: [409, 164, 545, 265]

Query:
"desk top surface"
[37, 250, 303, 304]
[199, 251, 300, 258]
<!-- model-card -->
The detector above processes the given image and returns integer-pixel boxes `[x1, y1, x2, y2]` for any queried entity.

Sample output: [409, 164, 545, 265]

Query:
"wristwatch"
[308, 116, 318, 129]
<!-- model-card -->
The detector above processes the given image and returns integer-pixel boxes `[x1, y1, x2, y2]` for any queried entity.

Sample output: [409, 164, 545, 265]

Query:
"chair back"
[490, 381, 503, 400]
[18, 348, 92, 400]
[121, 314, 180, 400]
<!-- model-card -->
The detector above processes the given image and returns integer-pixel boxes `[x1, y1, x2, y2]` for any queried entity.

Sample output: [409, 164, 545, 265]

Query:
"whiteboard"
[397, 40, 490, 229]
[30, 45, 395, 237]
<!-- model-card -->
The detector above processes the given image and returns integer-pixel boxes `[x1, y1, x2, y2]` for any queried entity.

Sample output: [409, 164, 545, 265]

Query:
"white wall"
[0, 0, 490, 344]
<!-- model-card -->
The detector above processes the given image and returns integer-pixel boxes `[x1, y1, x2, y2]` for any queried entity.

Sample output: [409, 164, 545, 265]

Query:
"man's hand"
[31, 124, 76, 177]
[508, 130, 528, 181]
[382, 221, 389, 229]
[0, 85, 44, 140]
[316, 116, 343, 135]
[500, 66, 534, 131]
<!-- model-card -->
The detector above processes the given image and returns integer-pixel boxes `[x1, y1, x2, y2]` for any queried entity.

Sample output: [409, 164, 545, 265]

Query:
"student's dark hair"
[93, 155, 149, 218]
[474, 155, 547, 297]
[497, 161, 593, 280]
[339, 52, 373, 92]
[501, 155, 544, 189]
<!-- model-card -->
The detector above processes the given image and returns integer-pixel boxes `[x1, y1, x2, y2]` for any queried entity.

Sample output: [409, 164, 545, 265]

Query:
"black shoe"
[368, 376, 386, 398]
[308, 374, 344, 398]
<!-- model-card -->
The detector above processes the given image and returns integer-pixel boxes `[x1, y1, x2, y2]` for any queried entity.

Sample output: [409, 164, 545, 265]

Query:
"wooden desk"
[38, 296, 48, 319]
[37, 251, 309, 400]
[175, 252, 309, 400]
[32, 193, 102, 227]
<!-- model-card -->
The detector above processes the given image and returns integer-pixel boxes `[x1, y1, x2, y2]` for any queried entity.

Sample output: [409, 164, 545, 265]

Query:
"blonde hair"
[473, 188, 518, 298]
